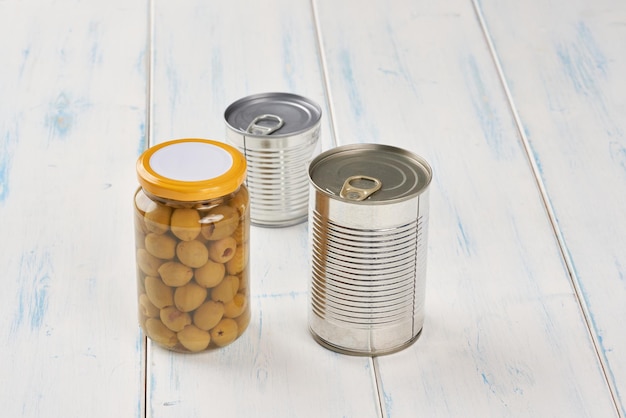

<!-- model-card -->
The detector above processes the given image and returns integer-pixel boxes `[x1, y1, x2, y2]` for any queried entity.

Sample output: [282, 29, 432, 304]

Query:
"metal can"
[134, 139, 251, 353]
[224, 92, 322, 227]
[307, 144, 432, 355]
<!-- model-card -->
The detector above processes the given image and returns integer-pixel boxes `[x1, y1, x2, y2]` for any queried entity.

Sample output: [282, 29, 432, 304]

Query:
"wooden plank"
[149, 0, 335, 150]
[477, 0, 626, 414]
[315, 0, 618, 416]
[147, 292, 379, 417]
[147, 1, 379, 416]
[0, 1, 148, 417]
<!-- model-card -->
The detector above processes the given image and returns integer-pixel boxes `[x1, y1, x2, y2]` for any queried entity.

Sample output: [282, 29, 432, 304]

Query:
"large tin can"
[308, 144, 432, 355]
[224, 92, 322, 227]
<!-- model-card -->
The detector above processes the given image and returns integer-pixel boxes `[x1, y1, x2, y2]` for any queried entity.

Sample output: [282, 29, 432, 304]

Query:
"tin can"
[224, 92, 322, 227]
[134, 139, 251, 353]
[307, 144, 432, 355]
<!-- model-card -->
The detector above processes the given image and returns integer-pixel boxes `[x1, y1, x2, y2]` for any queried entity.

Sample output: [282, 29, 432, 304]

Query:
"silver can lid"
[224, 92, 321, 137]
[309, 144, 432, 203]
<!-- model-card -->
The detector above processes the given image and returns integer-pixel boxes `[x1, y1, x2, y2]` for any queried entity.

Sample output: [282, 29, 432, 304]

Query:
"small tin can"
[134, 138, 251, 353]
[224, 92, 322, 227]
[308, 144, 432, 355]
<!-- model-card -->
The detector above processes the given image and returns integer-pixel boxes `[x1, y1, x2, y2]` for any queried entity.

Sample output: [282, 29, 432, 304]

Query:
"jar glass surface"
[134, 185, 250, 352]
[134, 139, 250, 353]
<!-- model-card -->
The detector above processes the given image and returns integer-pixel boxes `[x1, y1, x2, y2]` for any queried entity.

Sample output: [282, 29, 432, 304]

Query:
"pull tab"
[340, 175, 382, 201]
[246, 114, 284, 135]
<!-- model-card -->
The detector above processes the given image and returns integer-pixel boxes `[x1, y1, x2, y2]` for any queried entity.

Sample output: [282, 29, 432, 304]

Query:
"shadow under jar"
[134, 138, 250, 353]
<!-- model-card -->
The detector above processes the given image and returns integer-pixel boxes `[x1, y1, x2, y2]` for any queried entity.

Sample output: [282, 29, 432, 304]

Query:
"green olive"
[145, 318, 178, 348]
[210, 318, 238, 347]
[200, 205, 239, 241]
[223, 293, 247, 318]
[208, 237, 237, 263]
[174, 282, 208, 312]
[194, 260, 225, 288]
[160, 306, 192, 332]
[193, 300, 224, 331]
[137, 248, 164, 276]
[171, 208, 201, 241]
[225, 245, 247, 275]
[158, 261, 193, 287]
[178, 324, 211, 352]
[144, 276, 174, 309]
[210, 275, 238, 304]
[235, 308, 251, 336]
[176, 240, 209, 268]
[145, 233, 177, 260]
[138, 293, 160, 318]
[144, 204, 172, 234]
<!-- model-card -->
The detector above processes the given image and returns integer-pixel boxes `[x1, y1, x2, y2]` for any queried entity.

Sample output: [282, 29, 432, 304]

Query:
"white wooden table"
[1, 0, 625, 416]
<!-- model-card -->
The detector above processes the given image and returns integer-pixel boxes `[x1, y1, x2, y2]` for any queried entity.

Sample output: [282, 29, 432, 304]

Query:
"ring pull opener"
[246, 114, 284, 135]
[340, 175, 382, 201]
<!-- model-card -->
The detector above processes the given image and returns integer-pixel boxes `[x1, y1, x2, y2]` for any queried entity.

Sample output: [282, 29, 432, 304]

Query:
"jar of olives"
[134, 138, 250, 353]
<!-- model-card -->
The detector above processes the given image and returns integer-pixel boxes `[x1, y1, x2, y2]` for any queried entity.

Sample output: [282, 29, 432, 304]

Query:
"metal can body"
[225, 92, 322, 227]
[308, 144, 432, 355]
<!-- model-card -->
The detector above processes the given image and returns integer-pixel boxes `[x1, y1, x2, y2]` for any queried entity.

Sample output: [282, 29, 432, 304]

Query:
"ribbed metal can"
[224, 92, 322, 227]
[308, 143, 432, 355]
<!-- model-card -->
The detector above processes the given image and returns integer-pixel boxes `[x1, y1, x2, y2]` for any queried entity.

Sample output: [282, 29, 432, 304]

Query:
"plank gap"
[146, 0, 156, 149]
[310, 0, 338, 149]
[140, 335, 148, 418]
[142, 2, 155, 417]
[372, 357, 385, 418]
[471, 1, 623, 415]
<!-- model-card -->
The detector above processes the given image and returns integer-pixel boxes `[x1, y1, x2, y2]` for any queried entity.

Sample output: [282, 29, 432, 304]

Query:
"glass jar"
[134, 138, 250, 353]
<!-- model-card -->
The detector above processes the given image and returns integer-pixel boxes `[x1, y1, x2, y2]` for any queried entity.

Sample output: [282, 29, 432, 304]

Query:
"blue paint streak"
[166, 63, 180, 120]
[481, 372, 490, 385]
[137, 398, 143, 418]
[556, 21, 607, 97]
[137, 122, 147, 154]
[19, 48, 31, 76]
[149, 373, 157, 405]
[339, 50, 364, 120]
[282, 33, 295, 92]
[46, 93, 81, 139]
[559, 244, 626, 415]
[584, 300, 625, 416]
[256, 290, 307, 299]
[257, 303, 263, 340]
[88, 21, 102, 65]
[576, 22, 607, 75]
[135, 48, 147, 78]
[383, 389, 394, 418]
[610, 141, 626, 176]
[529, 146, 544, 177]
[210, 48, 224, 105]
[0, 136, 14, 203]
[12, 250, 52, 334]
[338, 49, 381, 142]
[456, 216, 472, 256]
[464, 55, 506, 158]
[383, 21, 420, 101]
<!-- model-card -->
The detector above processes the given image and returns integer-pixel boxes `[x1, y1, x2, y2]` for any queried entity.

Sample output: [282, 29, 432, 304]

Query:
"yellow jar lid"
[136, 138, 246, 202]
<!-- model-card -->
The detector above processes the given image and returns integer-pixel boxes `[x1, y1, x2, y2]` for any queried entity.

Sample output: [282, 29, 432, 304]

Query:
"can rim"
[224, 92, 322, 138]
[308, 143, 432, 204]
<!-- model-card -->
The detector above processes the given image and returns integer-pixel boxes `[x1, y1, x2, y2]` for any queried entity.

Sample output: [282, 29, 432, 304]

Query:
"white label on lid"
[149, 142, 233, 181]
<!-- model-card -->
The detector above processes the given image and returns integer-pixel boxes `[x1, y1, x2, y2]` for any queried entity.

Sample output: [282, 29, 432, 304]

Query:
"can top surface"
[309, 144, 432, 203]
[136, 138, 247, 202]
[224, 92, 321, 137]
